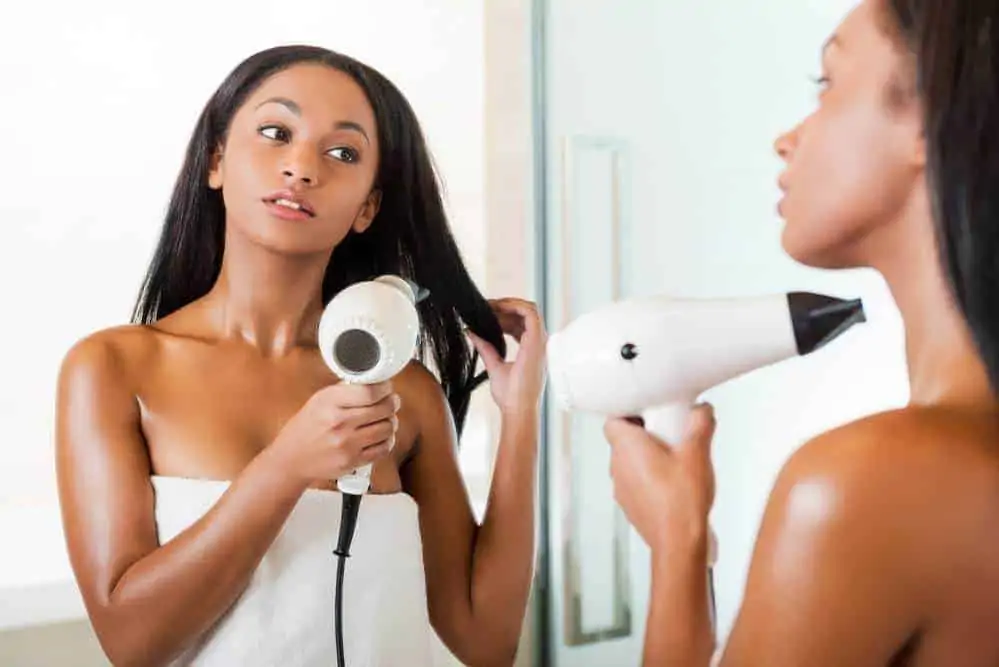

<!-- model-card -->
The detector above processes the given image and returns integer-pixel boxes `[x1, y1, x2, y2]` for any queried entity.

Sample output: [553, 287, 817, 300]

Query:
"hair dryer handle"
[337, 463, 372, 495]
[640, 403, 719, 567]
[641, 403, 694, 444]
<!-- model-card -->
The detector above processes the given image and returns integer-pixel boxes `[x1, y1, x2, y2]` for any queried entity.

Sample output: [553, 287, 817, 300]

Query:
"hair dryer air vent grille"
[334, 328, 381, 374]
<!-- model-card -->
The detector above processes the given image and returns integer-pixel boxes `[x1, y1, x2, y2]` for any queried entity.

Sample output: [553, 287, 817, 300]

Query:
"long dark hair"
[132, 45, 506, 435]
[884, 1, 999, 392]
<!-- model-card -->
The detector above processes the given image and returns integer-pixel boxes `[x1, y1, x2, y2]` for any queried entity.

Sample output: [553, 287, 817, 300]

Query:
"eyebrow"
[254, 96, 371, 145]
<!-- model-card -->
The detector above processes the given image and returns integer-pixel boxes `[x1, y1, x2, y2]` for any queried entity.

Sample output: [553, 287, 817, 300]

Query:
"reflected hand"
[604, 404, 716, 555]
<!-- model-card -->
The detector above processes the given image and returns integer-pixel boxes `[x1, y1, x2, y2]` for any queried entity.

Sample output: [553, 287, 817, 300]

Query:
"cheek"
[224, 144, 272, 194]
[781, 103, 909, 265]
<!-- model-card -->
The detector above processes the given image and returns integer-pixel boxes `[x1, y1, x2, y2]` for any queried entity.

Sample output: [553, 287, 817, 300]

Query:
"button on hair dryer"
[546, 291, 866, 621]
[316, 274, 425, 667]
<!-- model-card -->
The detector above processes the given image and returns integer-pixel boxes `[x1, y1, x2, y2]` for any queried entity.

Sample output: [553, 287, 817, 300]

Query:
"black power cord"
[333, 492, 363, 667]
[708, 566, 717, 633]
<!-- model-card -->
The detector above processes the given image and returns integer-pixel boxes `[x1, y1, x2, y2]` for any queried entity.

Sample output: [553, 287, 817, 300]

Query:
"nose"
[282, 146, 319, 187]
[773, 124, 798, 162]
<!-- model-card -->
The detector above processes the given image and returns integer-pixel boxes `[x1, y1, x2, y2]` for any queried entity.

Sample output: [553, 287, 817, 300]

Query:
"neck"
[872, 195, 994, 408]
[201, 229, 329, 356]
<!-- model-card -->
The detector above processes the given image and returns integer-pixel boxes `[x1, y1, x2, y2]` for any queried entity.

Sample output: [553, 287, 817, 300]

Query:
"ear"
[352, 189, 382, 233]
[207, 145, 225, 190]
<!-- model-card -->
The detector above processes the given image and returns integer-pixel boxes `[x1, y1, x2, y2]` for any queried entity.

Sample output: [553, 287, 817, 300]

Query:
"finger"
[490, 297, 538, 312]
[467, 330, 505, 373]
[495, 311, 526, 341]
[356, 440, 392, 464]
[678, 403, 716, 463]
[343, 417, 397, 452]
[603, 416, 662, 449]
[498, 301, 546, 348]
[327, 381, 394, 408]
[490, 298, 540, 321]
[336, 393, 401, 428]
[490, 298, 539, 320]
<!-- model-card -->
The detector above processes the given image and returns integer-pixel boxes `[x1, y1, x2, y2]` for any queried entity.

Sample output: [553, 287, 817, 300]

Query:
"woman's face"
[775, 0, 925, 269]
[209, 63, 382, 256]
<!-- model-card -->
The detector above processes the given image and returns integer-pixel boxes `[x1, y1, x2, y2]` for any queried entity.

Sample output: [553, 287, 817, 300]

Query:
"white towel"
[151, 475, 451, 667]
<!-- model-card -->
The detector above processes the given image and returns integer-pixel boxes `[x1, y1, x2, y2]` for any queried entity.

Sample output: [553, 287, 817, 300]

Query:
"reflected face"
[774, 0, 924, 269]
[208, 63, 382, 256]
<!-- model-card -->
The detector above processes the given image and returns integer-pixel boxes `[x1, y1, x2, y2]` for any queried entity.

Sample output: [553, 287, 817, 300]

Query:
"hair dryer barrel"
[317, 275, 423, 494]
[547, 291, 865, 444]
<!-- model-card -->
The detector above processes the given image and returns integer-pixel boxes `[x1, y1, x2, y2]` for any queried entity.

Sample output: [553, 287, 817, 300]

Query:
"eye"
[327, 146, 359, 163]
[259, 124, 290, 142]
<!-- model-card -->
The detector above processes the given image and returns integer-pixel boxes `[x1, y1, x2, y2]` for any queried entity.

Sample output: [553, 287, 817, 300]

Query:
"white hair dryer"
[318, 274, 426, 667]
[317, 274, 423, 495]
[547, 291, 866, 564]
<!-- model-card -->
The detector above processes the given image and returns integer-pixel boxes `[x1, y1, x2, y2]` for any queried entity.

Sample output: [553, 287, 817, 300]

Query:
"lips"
[262, 190, 316, 218]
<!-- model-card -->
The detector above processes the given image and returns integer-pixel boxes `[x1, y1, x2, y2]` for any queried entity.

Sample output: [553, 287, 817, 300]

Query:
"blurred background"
[0, 1, 908, 665]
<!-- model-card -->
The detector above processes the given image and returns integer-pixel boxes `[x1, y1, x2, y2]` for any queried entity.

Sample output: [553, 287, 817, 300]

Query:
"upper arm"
[718, 416, 933, 667]
[398, 362, 478, 640]
[55, 332, 160, 616]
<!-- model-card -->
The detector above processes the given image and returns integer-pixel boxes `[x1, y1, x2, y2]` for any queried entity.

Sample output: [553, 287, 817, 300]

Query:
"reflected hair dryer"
[546, 290, 866, 610]
[547, 291, 866, 445]
[316, 274, 425, 667]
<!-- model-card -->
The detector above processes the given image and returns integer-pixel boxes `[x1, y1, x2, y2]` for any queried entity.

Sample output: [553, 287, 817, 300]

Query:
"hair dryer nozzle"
[788, 292, 866, 355]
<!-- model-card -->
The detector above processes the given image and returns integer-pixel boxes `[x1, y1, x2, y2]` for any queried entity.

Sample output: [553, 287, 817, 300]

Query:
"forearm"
[93, 448, 308, 666]
[644, 532, 716, 667]
[467, 411, 539, 657]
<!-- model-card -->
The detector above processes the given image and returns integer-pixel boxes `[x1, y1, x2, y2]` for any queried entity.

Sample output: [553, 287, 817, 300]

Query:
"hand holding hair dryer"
[546, 291, 866, 565]
[316, 274, 425, 667]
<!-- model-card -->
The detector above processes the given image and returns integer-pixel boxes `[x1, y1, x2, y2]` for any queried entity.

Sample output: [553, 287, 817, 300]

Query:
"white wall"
[0, 0, 518, 663]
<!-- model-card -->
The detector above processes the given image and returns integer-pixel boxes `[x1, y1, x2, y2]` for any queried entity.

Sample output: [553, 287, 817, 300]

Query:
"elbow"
[90, 620, 144, 667]
[94, 631, 171, 667]
[453, 625, 523, 667]
[88, 605, 172, 667]
[462, 644, 521, 667]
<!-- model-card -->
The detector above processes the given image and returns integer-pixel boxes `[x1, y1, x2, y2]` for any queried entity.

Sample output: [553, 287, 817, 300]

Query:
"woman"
[55, 46, 545, 667]
[605, 1, 999, 665]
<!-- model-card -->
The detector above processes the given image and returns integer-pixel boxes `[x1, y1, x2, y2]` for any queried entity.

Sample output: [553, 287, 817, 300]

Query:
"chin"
[780, 224, 858, 271]
[232, 217, 339, 257]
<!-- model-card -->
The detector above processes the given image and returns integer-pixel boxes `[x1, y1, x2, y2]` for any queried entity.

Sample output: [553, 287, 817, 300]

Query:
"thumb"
[467, 330, 504, 374]
[679, 403, 716, 463]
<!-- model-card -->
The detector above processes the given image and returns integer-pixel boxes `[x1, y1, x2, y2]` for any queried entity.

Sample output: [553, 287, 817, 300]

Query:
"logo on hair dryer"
[317, 275, 425, 495]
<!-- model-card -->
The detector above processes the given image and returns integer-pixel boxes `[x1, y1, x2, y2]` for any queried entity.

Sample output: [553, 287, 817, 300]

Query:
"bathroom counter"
[0, 499, 88, 631]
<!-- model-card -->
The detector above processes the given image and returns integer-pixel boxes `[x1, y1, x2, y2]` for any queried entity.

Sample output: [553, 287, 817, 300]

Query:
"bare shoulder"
[392, 360, 462, 468]
[393, 359, 450, 419]
[779, 406, 999, 502]
[58, 324, 162, 392]
[765, 406, 999, 572]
